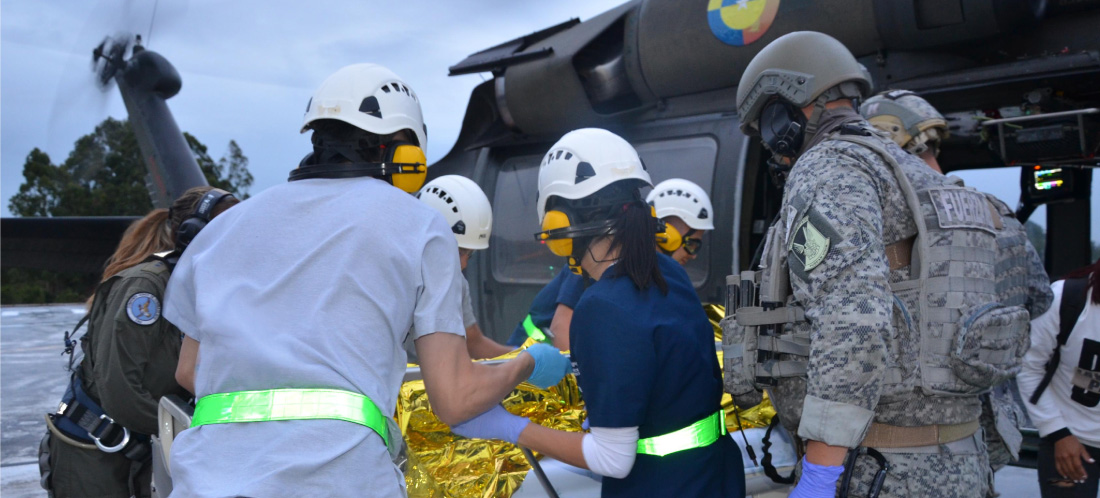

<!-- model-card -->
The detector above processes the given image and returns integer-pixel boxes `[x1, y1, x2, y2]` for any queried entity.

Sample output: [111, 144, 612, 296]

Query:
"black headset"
[759, 99, 806, 158]
[176, 188, 234, 253]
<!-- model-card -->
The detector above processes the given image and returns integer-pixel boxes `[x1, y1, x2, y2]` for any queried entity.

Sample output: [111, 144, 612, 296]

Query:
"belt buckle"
[91, 413, 130, 453]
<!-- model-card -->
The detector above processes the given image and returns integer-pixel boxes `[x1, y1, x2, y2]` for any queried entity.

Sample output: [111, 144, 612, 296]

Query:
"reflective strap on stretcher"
[522, 314, 549, 343]
[636, 410, 726, 457]
[191, 388, 388, 447]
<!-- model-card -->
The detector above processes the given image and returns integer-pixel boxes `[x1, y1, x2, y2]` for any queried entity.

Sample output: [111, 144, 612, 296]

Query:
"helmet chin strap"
[803, 94, 829, 138]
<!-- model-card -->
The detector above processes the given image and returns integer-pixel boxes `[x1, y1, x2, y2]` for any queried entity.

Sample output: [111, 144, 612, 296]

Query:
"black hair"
[566, 181, 667, 294]
[1064, 257, 1100, 305]
[607, 199, 669, 294]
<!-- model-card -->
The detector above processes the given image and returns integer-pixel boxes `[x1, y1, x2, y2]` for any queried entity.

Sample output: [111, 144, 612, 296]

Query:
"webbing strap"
[735, 307, 806, 326]
[926, 246, 996, 264]
[637, 410, 726, 457]
[191, 389, 389, 447]
[757, 336, 810, 356]
[522, 315, 549, 343]
[861, 419, 979, 448]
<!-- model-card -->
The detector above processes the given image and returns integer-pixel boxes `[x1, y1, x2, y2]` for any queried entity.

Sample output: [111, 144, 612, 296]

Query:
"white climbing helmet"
[646, 179, 715, 230]
[417, 175, 493, 250]
[536, 128, 652, 224]
[301, 63, 427, 149]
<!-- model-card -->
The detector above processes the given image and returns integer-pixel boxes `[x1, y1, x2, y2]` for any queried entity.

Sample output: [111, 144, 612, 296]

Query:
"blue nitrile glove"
[450, 405, 530, 444]
[524, 343, 571, 389]
[789, 457, 845, 498]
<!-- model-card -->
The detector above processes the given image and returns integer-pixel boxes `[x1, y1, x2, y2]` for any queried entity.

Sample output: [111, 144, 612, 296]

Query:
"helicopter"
[3, 0, 1099, 495]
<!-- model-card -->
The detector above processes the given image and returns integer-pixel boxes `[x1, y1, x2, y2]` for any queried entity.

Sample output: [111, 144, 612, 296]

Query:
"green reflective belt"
[636, 410, 726, 457]
[522, 314, 549, 343]
[191, 388, 389, 447]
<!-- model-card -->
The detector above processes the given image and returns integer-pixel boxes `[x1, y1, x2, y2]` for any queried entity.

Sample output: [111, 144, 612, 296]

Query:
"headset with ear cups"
[650, 204, 684, 253]
[176, 188, 235, 253]
[535, 203, 617, 274]
[288, 140, 427, 193]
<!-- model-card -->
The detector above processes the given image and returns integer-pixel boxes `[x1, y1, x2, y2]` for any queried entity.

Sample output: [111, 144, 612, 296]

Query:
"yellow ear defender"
[539, 210, 574, 257]
[652, 205, 683, 253]
[287, 140, 427, 191]
[387, 142, 428, 193]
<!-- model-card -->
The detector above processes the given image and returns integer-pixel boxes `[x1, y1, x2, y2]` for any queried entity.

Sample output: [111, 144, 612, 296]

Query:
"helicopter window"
[634, 136, 719, 286]
[491, 155, 564, 284]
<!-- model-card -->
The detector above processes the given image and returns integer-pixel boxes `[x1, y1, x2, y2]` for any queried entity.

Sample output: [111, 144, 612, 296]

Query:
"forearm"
[518, 423, 588, 469]
[420, 332, 535, 425]
[804, 440, 849, 466]
[799, 294, 887, 447]
[465, 324, 514, 359]
[549, 304, 573, 351]
[97, 375, 159, 435]
[175, 336, 199, 395]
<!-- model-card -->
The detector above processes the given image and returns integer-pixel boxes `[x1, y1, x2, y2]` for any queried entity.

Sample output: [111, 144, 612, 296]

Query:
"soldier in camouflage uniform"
[862, 90, 1053, 493]
[726, 31, 1031, 497]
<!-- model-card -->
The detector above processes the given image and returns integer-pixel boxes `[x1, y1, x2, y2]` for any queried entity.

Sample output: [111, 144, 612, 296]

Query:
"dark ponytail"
[608, 201, 668, 295]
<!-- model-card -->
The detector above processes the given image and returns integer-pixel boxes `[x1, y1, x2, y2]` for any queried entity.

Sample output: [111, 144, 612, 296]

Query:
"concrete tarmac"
[0, 304, 1043, 497]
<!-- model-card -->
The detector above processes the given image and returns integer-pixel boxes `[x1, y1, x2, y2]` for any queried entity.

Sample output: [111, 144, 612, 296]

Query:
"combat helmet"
[736, 32, 872, 155]
[861, 90, 949, 156]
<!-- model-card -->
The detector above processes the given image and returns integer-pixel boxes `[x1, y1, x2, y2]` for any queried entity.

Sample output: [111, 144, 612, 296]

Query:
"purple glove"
[789, 457, 844, 498]
[524, 343, 571, 389]
[450, 405, 531, 444]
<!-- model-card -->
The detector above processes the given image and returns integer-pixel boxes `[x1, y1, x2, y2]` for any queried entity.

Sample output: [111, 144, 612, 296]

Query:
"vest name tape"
[928, 188, 997, 234]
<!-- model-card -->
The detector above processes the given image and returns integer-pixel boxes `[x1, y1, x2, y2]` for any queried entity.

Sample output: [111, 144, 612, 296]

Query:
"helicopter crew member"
[163, 64, 569, 497]
[646, 178, 714, 266]
[415, 175, 513, 359]
[41, 186, 237, 498]
[861, 90, 1054, 488]
[451, 128, 745, 497]
[728, 31, 1030, 497]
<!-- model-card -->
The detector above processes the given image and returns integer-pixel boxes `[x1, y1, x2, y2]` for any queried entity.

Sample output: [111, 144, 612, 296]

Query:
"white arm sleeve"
[581, 426, 639, 479]
[1018, 280, 1068, 437]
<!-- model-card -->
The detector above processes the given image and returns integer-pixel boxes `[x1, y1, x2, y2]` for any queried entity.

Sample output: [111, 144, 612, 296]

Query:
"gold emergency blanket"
[396, 304, 775, 497]
[398, 341, 584, 498]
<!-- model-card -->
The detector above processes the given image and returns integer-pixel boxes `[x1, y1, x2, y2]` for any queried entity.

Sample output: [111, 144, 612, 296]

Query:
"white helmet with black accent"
[302, 63, 427, 149]
[646, 179, 715, 230]
[536, 128, 652, 224]
[417, 175, 493, 250]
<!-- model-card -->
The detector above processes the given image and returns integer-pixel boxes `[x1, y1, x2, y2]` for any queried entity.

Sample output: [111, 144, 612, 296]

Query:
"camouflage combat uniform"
[981, 196, 1052, 473]
[765, 117, 992, 497]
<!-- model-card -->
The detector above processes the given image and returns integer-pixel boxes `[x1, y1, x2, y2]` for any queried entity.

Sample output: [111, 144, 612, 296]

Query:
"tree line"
[2, 118, 253, 304]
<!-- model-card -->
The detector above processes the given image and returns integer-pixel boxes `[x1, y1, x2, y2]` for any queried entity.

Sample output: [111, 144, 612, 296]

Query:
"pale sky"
[1, 0, 626, 216]
[2, 0, 1095, 239]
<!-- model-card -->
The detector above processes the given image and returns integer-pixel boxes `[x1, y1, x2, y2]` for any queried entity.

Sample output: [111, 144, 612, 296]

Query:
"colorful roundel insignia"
[707, 0, 781, 47]
[126, 292, 161, 326]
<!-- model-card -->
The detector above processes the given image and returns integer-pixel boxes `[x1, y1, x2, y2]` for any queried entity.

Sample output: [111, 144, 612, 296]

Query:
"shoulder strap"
[1058, 277, 1088, 346]
[63, 313, 92, 372]
[1029, 276, 1089, 404]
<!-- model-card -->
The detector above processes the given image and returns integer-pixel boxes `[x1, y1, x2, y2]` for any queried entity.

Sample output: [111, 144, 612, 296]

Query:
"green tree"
[3, 118, 253, 304]
[9, 118, 252, 217]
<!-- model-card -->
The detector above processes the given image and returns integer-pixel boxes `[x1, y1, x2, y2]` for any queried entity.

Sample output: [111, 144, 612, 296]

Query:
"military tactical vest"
[723, 134, 1031, 403]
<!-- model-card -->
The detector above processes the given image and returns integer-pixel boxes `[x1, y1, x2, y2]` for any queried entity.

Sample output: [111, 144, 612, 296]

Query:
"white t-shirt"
[163, 176, 465, 497]
[1018, 279, 1100, 448]
[405, 274, 477, 363]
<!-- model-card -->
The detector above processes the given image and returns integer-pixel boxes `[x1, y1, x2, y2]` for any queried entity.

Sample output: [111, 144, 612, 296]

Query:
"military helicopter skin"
[0, 35, 207, 275]
[429, 0, 1100, 351]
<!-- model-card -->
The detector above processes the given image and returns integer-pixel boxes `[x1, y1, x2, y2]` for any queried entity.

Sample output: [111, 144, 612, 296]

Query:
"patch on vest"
[126, 292, 160, 326]
[790, 217, 830, 271]
[1073, 368, 1100, 395]
[928, 188, 996, 233]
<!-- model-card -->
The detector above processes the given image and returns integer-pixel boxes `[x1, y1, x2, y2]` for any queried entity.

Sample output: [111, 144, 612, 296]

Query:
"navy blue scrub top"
[506, 267, 585, 346]
[571, 254, 745, 497]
